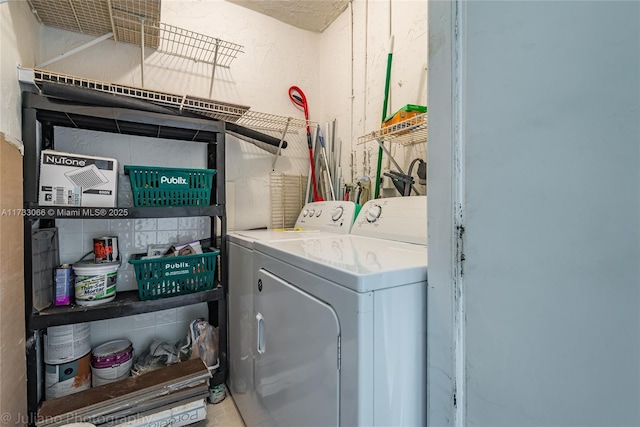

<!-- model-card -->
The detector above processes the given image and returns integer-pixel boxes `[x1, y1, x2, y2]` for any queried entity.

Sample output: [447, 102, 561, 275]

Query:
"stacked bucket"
[44, 324, 133, 399]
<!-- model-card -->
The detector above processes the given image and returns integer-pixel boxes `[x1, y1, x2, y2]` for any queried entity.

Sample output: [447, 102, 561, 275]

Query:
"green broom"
[374, 36, 394, 199]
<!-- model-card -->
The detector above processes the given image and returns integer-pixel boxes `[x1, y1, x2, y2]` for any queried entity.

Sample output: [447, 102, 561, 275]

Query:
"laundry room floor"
[205, 393, 245, 426]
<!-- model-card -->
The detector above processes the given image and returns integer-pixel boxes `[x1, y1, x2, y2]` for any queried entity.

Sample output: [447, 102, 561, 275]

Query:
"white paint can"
[45, 352, 92, 400]
[44, 323, 91, 365]
[73, 261, 119, 306]
[91, 339, 134, 387]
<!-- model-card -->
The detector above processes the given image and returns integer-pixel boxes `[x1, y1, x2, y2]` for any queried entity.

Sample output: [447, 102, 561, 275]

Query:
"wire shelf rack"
[156, 23, 244, 68]
[237, 111, 312, 132]
[33, 69, 249, 122]
[28, 68, 313, 134]
[28, 1, 243, 69]
[357, 112, 428, 146]
[28, 0, 121, 36]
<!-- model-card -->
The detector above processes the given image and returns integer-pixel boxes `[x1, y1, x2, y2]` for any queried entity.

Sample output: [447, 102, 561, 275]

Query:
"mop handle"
[289, 86, 322, 201]
[289, 87, 312, 148]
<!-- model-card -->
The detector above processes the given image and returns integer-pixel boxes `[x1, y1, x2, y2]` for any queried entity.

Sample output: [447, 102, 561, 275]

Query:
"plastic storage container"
[72, 261, 119, 306]
[124, 165, 216, 207]
[129, 249, 220, 301]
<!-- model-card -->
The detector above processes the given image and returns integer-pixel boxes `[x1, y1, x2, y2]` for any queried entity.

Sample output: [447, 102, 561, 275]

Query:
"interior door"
[255, 268, 340, 427]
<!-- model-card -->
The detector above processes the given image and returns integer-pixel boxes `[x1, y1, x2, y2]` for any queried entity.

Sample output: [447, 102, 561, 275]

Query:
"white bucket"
[44, 323, 91, 365]
[73, 261, 119, 306]
[45, 352, 92, 400]
[91, 339, 134, 387]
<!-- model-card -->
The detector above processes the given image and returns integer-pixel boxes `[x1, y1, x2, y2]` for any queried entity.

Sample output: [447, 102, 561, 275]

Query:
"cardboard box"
[382, 104, 427, 135]
[1, 133, 27, 422]
[38, 150, 118, 207]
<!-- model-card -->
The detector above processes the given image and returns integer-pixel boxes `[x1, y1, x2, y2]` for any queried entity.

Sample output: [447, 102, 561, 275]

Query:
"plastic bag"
[131, 339, 181, 376]
[179, 318, 219, 369]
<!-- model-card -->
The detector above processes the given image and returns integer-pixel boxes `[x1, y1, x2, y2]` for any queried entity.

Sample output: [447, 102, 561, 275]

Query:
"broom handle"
[374, 36, 394, 199]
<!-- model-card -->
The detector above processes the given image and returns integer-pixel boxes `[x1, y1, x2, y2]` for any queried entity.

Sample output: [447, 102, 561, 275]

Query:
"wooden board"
[38, 358, 210, 421]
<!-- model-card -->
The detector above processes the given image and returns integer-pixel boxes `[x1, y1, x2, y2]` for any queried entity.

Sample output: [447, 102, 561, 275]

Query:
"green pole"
[375, 36, 394, 199]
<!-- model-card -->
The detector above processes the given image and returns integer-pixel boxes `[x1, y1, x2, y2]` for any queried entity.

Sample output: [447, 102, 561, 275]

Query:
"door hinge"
[337, 335, 341, 371]
[456, 225, 465, 276]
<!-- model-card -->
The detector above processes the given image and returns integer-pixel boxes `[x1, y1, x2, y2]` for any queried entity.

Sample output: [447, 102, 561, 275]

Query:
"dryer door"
[255, 269, 340, 427]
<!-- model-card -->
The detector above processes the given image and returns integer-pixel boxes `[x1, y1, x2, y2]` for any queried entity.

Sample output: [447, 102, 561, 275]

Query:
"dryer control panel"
[351, 196, 427, 245]
[294, 201, 359, 234]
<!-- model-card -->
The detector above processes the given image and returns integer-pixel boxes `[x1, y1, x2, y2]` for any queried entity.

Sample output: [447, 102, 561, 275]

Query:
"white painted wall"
[429, 1, 640, 425]
[320, 0, 428, 196]
[0, 1, 40, 141]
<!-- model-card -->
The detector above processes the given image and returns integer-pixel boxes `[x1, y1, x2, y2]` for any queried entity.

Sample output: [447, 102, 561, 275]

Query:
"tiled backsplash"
[54, 128, 212, 352]
[57, 217, 211, 292]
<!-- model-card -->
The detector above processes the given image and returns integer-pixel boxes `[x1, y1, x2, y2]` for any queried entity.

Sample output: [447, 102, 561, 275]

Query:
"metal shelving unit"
[22, 90, 229, 426]
[22, 203, 224, 219]
[29, 288, 224, 330]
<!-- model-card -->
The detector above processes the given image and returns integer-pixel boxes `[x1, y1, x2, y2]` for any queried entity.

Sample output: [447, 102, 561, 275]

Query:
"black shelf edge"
[22, 203, 223, 219]
[29, 287, 224, 330]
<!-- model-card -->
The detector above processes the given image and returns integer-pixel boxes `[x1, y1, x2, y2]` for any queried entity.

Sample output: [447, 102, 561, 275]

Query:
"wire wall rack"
[26, 68, 314, 134]
[357, 112, 428, 146]
[25, 2, 308, 135]
[28, 1, 244, 94]
[32, 68, 249, 122]
[156, 23, 244, 68]
[237, 111, 311, 132]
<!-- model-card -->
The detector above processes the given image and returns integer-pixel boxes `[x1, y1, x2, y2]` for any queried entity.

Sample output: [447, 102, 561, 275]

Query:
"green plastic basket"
[129, 249, 220, 301]
[124, 165, 216, 207]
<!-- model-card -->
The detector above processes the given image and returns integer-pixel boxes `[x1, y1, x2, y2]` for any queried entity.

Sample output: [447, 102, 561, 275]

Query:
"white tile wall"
[54, 128, 212, 355]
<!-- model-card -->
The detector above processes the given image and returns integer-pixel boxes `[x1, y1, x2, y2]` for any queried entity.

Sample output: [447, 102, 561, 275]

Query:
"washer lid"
[228, 229, 325, 249]
[255, 235, 427, 292]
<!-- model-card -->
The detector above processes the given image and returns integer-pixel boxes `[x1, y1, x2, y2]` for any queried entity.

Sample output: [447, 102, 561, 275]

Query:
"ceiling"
[28, 0, 350, 40]
[225, 0, 350, 33]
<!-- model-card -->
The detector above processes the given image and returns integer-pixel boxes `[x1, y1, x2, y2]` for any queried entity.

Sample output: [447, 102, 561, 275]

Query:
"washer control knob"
[303, 209, 309, 217]
[331, 206, 344, 222]
[315, 209, 322, 217]
[308, 209, 315, 217]
[366, 204, 382, 223]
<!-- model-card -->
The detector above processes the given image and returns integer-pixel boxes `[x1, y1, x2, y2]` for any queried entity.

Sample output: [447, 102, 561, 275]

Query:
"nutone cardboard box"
[38, 150, 118, 207]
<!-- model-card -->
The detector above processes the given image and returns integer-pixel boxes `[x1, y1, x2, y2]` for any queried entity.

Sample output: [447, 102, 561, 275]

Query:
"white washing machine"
[227, 201, 360, 426]
[252, 196, 427, 427]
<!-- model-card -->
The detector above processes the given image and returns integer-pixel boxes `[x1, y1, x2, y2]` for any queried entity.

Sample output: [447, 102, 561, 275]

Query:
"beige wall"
[0, 1, 40, 141]
[0, 134, 26, 426]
